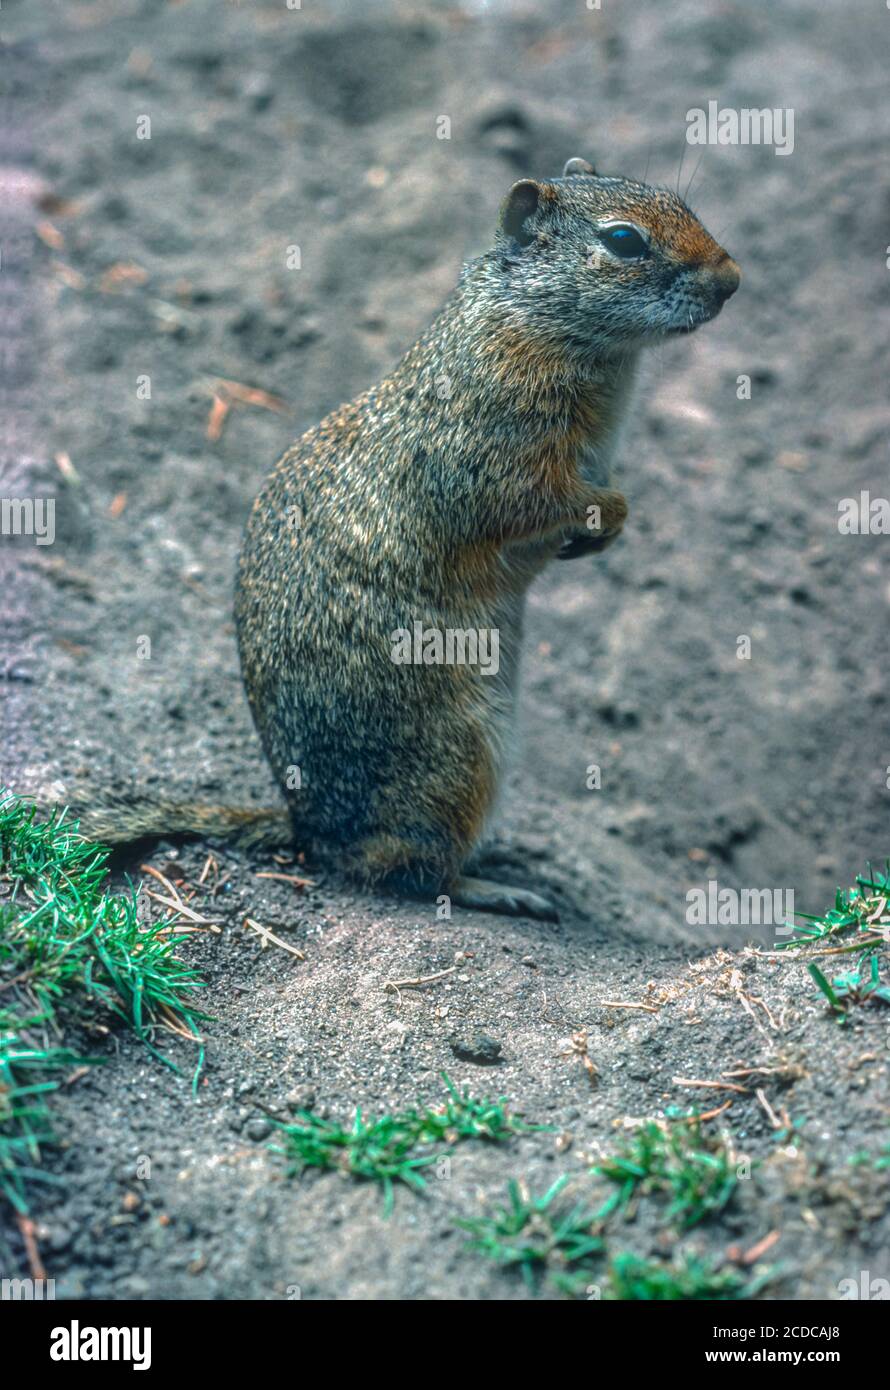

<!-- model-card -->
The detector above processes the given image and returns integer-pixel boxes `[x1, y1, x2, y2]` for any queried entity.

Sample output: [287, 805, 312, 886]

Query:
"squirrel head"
[493, 156, 740, 358]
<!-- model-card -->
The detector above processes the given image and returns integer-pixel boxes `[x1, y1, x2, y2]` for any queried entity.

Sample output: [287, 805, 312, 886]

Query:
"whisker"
[676, 136, 687, 196]
[684, 149, 705, 204]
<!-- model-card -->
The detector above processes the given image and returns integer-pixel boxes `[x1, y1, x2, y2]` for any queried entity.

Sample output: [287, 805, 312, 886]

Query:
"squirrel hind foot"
[350, 836, 559, 920]
[448, 874, 559, 922]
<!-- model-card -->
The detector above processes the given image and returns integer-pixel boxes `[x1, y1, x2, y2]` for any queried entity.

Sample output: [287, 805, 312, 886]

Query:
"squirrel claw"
[556, 530, 623, 560]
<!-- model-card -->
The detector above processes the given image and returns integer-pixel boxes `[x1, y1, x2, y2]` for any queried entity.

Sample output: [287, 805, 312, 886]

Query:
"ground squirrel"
[72, 158, 739, 920]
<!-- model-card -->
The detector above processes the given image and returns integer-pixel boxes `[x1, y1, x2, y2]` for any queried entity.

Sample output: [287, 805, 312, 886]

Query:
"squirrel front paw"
[556, 528, 623, 560]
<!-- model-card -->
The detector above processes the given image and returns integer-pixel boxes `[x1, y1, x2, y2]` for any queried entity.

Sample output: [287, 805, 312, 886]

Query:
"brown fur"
[60, 162, 738, 921]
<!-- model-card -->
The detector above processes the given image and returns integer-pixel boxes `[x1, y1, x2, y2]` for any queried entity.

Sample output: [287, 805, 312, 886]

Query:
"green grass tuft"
[775, 862, 890, 1020]
[456, 1175, 604, 1294]
[592, 1118, 739, 1230]
[778, 861, 890, 954]
[808, 956, 890, 1021]
[603, 1251, 773, 1301]
[277, 1073, 546, 1214]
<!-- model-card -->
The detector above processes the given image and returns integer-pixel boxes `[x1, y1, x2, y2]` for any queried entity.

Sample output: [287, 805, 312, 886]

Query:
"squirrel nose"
[712, 255, 741, 302]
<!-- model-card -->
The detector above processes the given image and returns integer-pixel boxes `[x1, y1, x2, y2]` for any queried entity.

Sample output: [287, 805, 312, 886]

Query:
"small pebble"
[449, 1033, 503, 1065]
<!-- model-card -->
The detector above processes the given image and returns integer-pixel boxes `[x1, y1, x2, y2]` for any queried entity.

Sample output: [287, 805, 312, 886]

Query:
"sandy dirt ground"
[2, 0, 889, 1299]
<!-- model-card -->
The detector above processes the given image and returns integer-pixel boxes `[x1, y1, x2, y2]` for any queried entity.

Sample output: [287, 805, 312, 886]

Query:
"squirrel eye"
[599, 224, 648, 259]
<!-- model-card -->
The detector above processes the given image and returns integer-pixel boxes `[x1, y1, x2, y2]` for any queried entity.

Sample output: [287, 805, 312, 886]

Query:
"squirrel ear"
[499, 179, 540, 248]
[563, 156, 597, 177]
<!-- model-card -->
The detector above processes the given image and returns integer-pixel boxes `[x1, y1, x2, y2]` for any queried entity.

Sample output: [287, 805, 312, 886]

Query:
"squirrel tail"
[51, 797, 292, 853]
